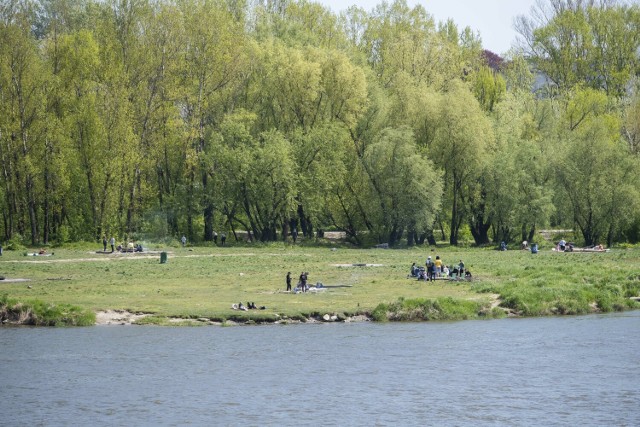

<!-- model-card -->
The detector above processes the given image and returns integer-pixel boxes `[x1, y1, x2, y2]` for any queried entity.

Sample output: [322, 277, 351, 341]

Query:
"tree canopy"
[1, 0, 639, 247]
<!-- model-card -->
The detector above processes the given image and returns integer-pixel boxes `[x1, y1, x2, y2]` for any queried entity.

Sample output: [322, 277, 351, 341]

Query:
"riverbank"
[94, 309, 375, 326]
[1, 244, 639, 326]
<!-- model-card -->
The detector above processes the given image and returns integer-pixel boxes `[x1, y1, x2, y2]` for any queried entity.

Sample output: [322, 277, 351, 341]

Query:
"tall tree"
[428, 81, 493, 245]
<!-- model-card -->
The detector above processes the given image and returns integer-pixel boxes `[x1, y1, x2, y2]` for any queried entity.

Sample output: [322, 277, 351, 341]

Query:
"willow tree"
[557, 116, 639, 246]
[178, 0, 248, 241]
[489, 92, 556, 244]
[516, 0, 640, 95]
[429, 81, 493, 245]
[212, 112, 297, 242]
[362, 126, 442, 246]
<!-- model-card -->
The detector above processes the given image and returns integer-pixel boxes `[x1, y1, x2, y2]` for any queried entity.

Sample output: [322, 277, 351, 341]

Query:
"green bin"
[160, 251, 167, 264]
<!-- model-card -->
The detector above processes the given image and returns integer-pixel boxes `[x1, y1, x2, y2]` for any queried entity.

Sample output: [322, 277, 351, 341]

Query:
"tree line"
[1, 0, 639, 247]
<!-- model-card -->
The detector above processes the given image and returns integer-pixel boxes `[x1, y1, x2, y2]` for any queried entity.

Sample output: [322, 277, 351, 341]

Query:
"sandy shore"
[95, 310, 373, 326]
[95, 310, 151, 325]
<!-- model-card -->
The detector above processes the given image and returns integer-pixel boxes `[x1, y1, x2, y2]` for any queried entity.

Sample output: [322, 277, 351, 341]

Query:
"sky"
[316, 0, 539, 55]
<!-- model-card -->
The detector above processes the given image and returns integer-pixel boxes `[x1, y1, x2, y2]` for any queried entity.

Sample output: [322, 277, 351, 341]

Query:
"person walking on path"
[286, 272, 292, 292]
[110, 236, 116, 253]
[181, 235, 187, 247]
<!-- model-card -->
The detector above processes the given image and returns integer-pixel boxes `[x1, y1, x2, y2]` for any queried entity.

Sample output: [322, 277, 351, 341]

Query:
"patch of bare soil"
[95, 310, 151, 325]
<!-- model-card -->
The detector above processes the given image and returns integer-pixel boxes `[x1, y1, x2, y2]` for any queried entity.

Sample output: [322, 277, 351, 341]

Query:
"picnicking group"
[410, 256, 471, 281]
[286, 271, 325, 293]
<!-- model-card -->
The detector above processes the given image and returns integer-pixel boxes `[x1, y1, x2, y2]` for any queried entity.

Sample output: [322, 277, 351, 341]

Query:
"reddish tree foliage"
[482, 50, 504, 71]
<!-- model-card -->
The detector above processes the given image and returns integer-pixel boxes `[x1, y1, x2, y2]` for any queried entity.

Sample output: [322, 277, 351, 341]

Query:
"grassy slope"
[1, 242, 639, 323]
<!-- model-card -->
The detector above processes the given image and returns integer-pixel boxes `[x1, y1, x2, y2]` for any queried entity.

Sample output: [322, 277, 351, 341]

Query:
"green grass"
[0, 241, 639, 325]
[0, 294, 96, 326]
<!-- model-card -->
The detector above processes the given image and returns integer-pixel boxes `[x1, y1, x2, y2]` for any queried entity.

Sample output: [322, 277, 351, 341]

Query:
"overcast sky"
[316, 0, 538, 55]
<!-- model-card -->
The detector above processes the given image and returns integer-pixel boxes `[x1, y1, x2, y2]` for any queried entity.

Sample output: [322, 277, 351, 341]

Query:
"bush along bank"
[371, 297, 506, 322]
[0, 295, 96, 326]
[471, 279, 640, 316]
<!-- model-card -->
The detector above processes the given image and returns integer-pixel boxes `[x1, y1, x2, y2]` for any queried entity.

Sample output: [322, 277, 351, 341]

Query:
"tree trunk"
[426, 229, 436, 245]
[407, 230, 415, 247]
[26, 175, 38, 246]
[449, 175, 460, 245]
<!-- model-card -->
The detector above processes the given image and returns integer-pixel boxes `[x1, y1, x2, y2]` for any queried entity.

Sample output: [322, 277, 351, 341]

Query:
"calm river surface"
[2, 311, 639, 426]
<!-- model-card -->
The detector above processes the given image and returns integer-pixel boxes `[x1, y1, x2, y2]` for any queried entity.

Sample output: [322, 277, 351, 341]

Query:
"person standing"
[435, 256, 443, 277]
[286, 272, 292, 292]
[110, 236, 116, 253]
[458, 260, 465, 277]
[299, 271, 308, 292]
[221, 232, 226, 246]
[292, 227, 298, 243]
[213, 231, 218, 245]
[426, 256, 435, 282]
[102, 235, 107, 252]
[181, 235, 187, 247]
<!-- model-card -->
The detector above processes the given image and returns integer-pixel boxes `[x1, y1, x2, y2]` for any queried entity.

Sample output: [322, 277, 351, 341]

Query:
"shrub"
[0, 295, 95, 326]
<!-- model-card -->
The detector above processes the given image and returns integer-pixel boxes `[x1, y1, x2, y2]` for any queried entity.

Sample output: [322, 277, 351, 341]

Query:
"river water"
[2, 312, 639, 426]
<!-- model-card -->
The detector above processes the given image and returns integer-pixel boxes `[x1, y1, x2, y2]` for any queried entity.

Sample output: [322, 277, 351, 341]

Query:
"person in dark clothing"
[426, 256, 436, 282]
[102, 235, 107, 252]
[299, 271, 308, 292]
[221, 233, 226, 246]
[410, 262, 418, 277]
[286, 272, 292, 291]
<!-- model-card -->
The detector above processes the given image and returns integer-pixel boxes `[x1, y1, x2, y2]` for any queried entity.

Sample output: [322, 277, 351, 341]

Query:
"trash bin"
[531, 244, 538, 254]
[160, 251, 167, 264]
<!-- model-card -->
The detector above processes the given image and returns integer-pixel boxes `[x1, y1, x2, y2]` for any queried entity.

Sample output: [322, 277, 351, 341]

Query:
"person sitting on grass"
[558, 239, 566, 251]
[442, 265, 450, 277]
[410, 262, 419, 277]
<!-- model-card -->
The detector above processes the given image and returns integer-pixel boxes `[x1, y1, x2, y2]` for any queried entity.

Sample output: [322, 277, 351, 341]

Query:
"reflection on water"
[1, 312, 639, 426]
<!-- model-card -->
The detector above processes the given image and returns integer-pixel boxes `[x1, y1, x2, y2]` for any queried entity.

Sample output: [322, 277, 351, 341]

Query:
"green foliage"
[0, 294, 95, 326]
[372, 296, 497, 322]
[0, 0, 639, 249]
[522, 2, 640, 95]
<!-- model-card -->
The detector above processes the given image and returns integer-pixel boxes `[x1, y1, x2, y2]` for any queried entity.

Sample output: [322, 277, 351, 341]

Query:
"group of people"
[285, 271, 324, 293]
[232, 302, 266, 311]
[410, 257, 469, 281]
[102, 236, 117, 252]
[180, 232, 227, 247]
[501, 240, 540, 254]
[102, 235, 142, 253]
[555, 238, 605, 252]
[556, 239, 574, 252]
[286, 271, 310, 292]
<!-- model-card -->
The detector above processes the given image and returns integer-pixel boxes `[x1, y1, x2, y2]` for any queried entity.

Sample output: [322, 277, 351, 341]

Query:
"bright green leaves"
[362, 126, 442, 243]
[522, 1, 640, 96]
[472, 65, 506, 112]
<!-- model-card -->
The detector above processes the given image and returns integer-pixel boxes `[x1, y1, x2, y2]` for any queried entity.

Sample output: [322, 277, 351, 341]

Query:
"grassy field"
[1, 240, 639, 325]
